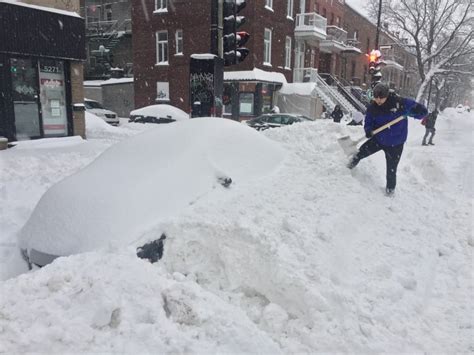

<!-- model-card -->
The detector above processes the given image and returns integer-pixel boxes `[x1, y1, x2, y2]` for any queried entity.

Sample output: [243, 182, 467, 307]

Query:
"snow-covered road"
[0, 109, 472, 353]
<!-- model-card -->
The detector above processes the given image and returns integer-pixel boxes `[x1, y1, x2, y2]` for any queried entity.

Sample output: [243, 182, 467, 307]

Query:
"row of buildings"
[0, 0, 420, 143]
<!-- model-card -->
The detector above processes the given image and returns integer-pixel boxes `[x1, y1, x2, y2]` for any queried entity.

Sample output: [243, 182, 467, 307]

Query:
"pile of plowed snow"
[0, 111, 472, 353]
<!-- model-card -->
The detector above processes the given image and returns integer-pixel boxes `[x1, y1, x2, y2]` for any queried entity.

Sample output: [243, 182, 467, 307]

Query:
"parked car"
[84, 99, 119, 126]
[129, 104, 189, 123]
[246, 113, 312, 131]
[456, 104, 470, 113]
[18, 118, 284, 267]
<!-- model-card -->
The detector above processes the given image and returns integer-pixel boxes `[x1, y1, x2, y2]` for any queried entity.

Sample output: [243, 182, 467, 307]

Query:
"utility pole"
[375, 0, 382, 49]
[210, 0, 223, 58]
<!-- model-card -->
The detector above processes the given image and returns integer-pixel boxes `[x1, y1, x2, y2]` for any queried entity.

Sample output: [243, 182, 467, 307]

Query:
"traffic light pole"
[375, 0, 382, 49]
[210, 0, 223, 58]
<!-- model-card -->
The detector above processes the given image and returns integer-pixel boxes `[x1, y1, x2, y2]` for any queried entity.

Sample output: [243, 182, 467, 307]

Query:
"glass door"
[10, 58, 41, 139]
[38, 59, 67, 136]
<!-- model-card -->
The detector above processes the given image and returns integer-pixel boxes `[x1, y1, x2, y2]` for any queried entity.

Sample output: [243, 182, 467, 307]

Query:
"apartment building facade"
[0, 0, 86, 142]
[132, 0, 300, 119]
[131, 0, 418, 120]
[344, 3, 419, 96]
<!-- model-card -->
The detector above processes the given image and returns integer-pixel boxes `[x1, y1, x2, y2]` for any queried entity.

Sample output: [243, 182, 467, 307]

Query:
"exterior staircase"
[293, 68, 365, 115]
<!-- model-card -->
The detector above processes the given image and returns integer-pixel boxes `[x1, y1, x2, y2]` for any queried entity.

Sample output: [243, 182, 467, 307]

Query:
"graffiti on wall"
[190, 72, 214, 104]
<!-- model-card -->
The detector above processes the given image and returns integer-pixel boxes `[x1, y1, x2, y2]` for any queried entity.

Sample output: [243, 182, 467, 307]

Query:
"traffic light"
[223, 0, 250, 66]
[368, 49, 382, 87]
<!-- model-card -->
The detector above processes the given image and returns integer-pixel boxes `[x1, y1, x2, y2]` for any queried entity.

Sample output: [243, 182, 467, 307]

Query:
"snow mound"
[0, 251, 280, 354]
[18, 118, 285, 257]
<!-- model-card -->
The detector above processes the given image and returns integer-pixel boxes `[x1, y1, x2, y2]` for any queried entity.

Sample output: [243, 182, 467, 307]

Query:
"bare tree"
[367, 0, 473, 105]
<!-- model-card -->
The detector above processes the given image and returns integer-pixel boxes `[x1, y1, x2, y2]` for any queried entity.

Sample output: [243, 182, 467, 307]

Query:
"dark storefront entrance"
[9, 58, 70, 140]
[0, 2, 85, 142]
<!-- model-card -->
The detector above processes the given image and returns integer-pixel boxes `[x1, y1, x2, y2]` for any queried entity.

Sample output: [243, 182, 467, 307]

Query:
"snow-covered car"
[18, 118, 284, 268]
[84, 99, 119, 126]
[246, 113, 312, 131]
[129, 104, 189, 123]
[456, 104, 465, 113]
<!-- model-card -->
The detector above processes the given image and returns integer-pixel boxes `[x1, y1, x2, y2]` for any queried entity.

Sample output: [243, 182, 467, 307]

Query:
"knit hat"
[373, 82, 389, 98]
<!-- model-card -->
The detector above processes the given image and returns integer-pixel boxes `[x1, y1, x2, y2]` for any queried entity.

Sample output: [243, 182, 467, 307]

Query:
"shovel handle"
[371, 115, 406, 135]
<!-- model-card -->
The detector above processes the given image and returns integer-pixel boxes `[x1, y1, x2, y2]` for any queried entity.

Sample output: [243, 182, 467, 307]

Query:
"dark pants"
[352, 138, 404, 190]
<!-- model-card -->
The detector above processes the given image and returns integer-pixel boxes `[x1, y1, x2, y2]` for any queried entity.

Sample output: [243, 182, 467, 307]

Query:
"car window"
[251, 115, 268, 123]
[85, 100, 104, 109]
[281, 116, 290, 124]
[268, 116, 282, 124]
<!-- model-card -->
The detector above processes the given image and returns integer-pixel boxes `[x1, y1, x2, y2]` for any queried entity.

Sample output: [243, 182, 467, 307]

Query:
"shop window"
[223, 84, 233, 114]
[261, 84, 273, 113]
[239, 93, 254, 115]
[11, 58, 41, 139]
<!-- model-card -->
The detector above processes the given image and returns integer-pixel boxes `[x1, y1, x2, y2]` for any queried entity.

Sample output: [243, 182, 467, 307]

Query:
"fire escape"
[85, 2, 132, 80]
[293, 12, 366, 114]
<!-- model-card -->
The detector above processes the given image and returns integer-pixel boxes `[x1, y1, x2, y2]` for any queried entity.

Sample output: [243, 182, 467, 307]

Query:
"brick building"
[0, 0, 86, 143]
[131, 0, 419, 120]
[343, 4, 419, 96]
[132, 0, 300, 119]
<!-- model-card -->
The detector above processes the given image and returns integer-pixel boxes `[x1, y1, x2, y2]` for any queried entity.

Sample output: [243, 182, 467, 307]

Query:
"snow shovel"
[338, 115, 407, 156]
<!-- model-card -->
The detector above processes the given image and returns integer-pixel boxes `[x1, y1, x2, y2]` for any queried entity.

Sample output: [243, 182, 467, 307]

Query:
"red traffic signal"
[223, 0, 249, 66]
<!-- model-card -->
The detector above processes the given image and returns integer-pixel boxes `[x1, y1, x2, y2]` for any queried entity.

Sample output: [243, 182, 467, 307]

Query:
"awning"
[224, 68, 287, 84]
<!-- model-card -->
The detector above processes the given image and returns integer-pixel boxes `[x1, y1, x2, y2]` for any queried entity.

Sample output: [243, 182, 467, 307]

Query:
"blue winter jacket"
[365, 93, 428, 146]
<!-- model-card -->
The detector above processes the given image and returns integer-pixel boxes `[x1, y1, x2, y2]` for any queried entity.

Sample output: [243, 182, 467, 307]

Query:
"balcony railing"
[295, 13, 327, 42]
[343, 38, 362, 54]
[326, 25, 347, 43]
[86, 19, 132, 37]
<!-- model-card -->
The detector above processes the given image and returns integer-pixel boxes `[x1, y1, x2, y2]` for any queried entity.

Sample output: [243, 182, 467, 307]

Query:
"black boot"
[347, 156, 359, 169]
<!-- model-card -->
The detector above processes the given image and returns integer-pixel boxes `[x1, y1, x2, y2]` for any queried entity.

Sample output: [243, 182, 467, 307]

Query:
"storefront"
[0, 1, 85, 142]
[223, 69, 286, 121]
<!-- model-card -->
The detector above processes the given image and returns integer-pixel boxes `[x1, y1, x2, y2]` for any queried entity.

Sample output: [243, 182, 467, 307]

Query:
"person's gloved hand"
[409, 103, 427, 116]
[365, 131, 373, 138]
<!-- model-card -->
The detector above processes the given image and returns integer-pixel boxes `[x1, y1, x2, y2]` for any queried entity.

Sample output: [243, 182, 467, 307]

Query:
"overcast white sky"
[346, 0, 370, 18]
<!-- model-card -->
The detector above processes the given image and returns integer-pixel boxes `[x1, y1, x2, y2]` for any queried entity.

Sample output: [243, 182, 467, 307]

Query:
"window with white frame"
[175, 30, 183, 55]
[155, 0, 167, 11]
[156, 31, 168, 64]
[287, 0, 293, 18]
[265, 0, 273, 9]
[285, 36, 291, 68]
[264, 28, 272, 65]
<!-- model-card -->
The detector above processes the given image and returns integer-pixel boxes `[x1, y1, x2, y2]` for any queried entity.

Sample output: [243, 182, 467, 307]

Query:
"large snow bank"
[18, 118, 285, 257]
[1, 110, 472, 353]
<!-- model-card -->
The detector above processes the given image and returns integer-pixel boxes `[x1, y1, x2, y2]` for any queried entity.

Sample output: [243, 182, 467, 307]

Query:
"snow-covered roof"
[84, 78, 134, 87]
[224, 68, 287, 84]
[191, 53, 218, 60]
[383, 59, 404, 71]
[0, 0, 81, 18]
[278, 82, 317, 96]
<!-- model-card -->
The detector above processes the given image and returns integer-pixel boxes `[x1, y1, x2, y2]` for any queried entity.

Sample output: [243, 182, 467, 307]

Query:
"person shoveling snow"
[344, 82, 427, 196]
